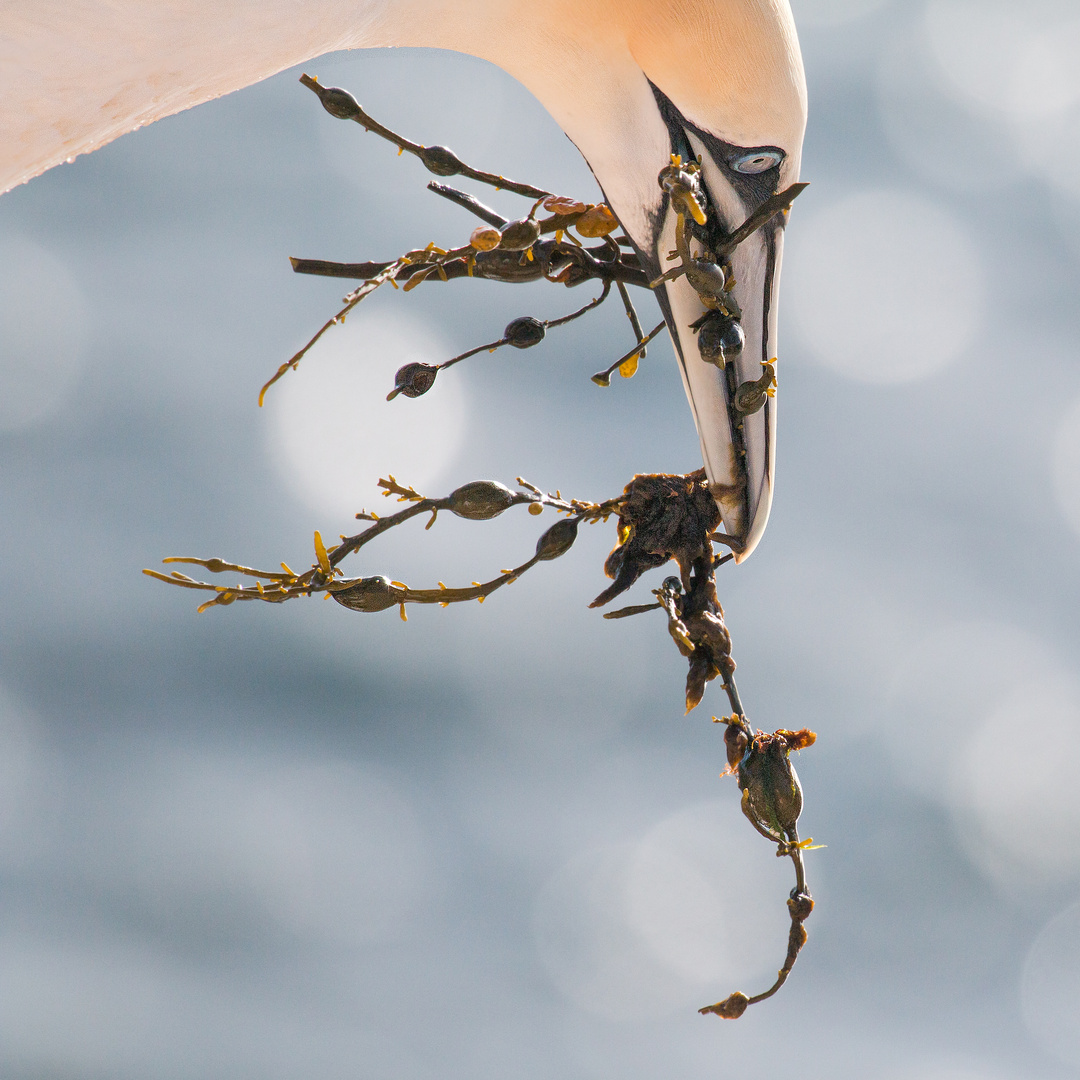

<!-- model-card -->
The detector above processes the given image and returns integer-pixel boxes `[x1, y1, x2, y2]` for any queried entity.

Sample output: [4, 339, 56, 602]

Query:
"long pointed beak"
[652, 200, 789, 562]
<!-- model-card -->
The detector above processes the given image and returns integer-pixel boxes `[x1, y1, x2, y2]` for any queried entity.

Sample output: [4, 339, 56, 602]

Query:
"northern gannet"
[1, 0, 807, 558]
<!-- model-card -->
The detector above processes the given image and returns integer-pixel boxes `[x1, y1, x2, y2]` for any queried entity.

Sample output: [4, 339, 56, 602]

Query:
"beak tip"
[733, 484, 773, 563]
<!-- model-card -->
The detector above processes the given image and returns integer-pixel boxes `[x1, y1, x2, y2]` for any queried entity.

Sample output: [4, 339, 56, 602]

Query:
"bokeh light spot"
[876, 32, 1024, 194]
[265, 312, 466, 519]
[532, 800, 791, 1021]
[625, 801, 790, 987]
[1021, 901, 1080, 1068]
[884, 621, 1050, 800]
[952, 677, 1080, 889]
[888, 622, 1080, 891]
[532, 843, 694, 1021]
[921, 3, 1080, 201]
[924, 2, 1080, 122]
[785, 189, 983, 383]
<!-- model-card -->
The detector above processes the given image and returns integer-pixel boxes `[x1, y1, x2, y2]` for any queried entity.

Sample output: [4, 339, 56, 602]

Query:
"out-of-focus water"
[2, 4, 1079, 1077]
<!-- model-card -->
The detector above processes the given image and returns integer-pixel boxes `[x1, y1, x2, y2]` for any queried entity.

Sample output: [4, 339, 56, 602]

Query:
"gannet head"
[642, 89, 805, 561]
[477, 0, 806, 559]
[621, 0, 808, 561]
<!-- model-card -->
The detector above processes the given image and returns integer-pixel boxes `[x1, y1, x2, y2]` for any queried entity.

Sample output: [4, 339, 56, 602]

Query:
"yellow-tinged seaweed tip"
[313, 531, 332, 576]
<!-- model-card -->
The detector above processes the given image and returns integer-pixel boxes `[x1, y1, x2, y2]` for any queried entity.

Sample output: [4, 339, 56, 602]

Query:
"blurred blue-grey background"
[2, 1, 1080, 1076]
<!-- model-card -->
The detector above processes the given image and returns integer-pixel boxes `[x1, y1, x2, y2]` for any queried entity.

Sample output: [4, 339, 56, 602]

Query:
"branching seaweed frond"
[258, 75, 663, 403]
[152, 70, 828, 1023]
[144, 476, 623, 617]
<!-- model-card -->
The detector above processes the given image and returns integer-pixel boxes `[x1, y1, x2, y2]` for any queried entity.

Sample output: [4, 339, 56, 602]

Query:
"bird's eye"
[732, 149, 783, 174]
